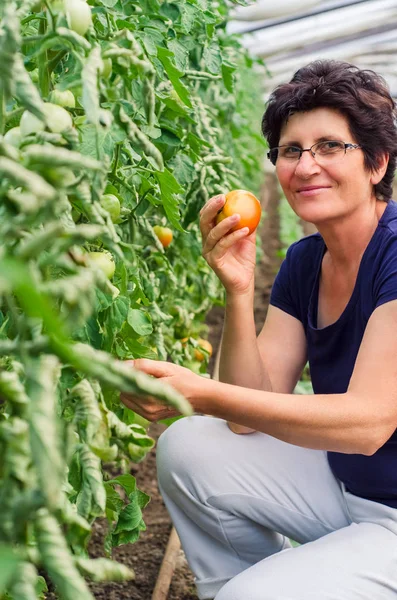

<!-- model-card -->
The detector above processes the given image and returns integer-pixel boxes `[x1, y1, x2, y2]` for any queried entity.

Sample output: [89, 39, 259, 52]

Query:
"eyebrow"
[278, 135, 343, 146]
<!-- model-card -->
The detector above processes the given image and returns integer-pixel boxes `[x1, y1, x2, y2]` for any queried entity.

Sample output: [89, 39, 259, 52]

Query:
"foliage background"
[0, 0, 267, 596]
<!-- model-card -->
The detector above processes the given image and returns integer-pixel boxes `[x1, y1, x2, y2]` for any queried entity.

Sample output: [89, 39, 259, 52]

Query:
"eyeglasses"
[267, 140, 362, 166]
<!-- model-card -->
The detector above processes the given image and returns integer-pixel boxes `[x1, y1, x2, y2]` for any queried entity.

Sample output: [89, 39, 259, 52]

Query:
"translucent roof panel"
[227, 0, 397, 97]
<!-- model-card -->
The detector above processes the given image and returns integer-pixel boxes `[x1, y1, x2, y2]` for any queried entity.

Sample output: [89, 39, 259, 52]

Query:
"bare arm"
[220, 296, 307, 433]
[196, 301, 397, 455]
[198, 194, 306, 433]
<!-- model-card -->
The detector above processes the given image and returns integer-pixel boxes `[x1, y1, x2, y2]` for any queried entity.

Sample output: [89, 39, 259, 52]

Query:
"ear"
[370, 153, 389, 185]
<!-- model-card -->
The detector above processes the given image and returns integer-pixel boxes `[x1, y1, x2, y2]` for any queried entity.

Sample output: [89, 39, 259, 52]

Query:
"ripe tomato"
[64, 0, 92, 36]
[216, 189, 261, 235]
[87, 251, 115, 279]
[4, 127, 22, 148]
[100, 194, 121, 223]
[49, 89, 76, 108]
[194, 338, 213, 362]
[153, 225, 173, 248]
[20, 103, 73, 136]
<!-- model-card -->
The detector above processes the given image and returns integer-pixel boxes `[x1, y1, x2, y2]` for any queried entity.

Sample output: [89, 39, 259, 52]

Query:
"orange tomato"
[216, 189, 261, 235]
[194, 338, 213, 362]
[153, 225, 173, 248]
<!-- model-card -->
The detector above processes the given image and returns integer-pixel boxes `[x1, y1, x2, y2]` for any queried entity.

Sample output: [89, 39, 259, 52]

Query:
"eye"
[316, 141, 344, 154]
[280, 146, 301, 158]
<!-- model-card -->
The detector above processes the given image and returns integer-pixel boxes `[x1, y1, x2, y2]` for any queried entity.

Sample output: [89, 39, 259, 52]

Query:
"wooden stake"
[151, 526, 181, 600]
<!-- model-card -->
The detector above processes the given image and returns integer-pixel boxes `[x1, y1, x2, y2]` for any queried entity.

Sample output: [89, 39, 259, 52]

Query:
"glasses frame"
[267, 141, 362, 166]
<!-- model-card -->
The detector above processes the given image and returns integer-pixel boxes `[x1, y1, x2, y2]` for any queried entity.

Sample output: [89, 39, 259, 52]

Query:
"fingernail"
[231, 213, 240, 221]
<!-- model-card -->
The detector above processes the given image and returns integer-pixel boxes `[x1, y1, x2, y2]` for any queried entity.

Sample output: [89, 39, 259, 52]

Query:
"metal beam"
[230, 0, 382, 35]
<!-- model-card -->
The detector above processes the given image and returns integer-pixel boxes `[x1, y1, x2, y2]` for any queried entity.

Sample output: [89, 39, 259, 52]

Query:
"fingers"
[120, 392, 179, 422]
[202, 212, 246, 255]
[199, 194, 225, 240]
[127, 358, 176, 378]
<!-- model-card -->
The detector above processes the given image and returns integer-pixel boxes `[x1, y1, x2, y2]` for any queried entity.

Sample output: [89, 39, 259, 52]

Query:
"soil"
[46, 178, 282, 600]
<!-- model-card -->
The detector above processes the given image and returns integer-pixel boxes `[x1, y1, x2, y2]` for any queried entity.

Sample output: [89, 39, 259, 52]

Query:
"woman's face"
[276, 107, 378, 225]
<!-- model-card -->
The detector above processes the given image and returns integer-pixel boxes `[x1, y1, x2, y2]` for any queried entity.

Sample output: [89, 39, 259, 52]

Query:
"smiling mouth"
[297, 186, 331, 194]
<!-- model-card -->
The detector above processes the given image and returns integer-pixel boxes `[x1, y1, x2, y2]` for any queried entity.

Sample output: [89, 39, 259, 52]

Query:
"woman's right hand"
[200, 194, 257, 295]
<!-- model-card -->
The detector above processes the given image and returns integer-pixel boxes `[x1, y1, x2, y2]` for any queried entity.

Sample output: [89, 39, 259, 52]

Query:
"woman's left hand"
[120, 359, 202, 422]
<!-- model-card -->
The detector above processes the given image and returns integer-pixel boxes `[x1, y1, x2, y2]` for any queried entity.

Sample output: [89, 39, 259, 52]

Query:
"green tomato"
[30, 69, 39, 83]
[64, 0, 92, 36]
[20, 110, 45, 137]
[101, 58, 112, 79]
[4, 127, 22, 148]
[49, 89, 76, 108]
[20, 103, 73, 137]
[100, 193, 121, 223]
[87, 251, 115, 279]
[42, 167, 76, 187]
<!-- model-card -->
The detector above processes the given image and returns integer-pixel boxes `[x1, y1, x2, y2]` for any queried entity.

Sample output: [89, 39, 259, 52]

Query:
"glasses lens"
[279, 146, 301, 160]
[314, 141, 345, 157]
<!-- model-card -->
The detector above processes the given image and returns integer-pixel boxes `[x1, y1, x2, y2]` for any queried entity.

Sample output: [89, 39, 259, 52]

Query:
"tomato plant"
[216, 189, 262, 234]
[0, 0, 267, 595]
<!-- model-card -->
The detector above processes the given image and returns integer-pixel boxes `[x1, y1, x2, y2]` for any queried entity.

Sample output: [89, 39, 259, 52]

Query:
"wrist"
[226, 284, 255, 308]
[191, 376, 219, 415]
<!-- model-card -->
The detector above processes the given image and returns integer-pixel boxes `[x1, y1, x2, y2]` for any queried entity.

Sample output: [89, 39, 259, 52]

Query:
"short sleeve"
[374, 235, 397, 309]
[270, 244, 301, 321]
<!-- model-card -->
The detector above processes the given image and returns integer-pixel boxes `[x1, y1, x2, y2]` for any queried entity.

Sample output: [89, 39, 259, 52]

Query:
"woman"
[121, 60, 397, 599]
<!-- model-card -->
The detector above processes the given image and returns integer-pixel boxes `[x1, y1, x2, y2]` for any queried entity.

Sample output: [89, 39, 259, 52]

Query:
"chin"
[290, 197, 340, 226]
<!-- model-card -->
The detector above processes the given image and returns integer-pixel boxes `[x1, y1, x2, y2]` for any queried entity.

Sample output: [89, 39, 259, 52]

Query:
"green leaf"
[203, 41, 222, 74]
[79, 124, 115, 161]
[104, 484, 124, 513]
[107, 473, 137, 496]
[222, 62, 236, 94]
[169, 153, 196, 186]
[108, 296, 130, 334]
[157, 47, 192, 108]
[127, 308, 153, 336]
[140, 28, 165, 56]
[0, 545, 20, 594]
[114, 487, 150, 534]
[179, 3, 197, 33]
[167, 39, 189, 72]
[155, 168, 185, 231]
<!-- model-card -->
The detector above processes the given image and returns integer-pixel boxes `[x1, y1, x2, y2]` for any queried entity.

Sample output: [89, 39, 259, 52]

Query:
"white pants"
[156, 415, 397, 600]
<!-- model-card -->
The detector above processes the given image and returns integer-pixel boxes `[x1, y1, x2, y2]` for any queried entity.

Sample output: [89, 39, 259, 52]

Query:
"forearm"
[196, 380, 382, 455]
[219, 287, 271, 391]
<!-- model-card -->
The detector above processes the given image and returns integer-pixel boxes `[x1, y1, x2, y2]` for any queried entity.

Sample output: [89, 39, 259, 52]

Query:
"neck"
[317, 198, 387, 271]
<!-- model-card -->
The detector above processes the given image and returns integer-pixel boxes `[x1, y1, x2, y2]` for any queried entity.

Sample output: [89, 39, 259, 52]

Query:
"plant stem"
[38, 15, 50, 98]
[0, 84, 5, 136]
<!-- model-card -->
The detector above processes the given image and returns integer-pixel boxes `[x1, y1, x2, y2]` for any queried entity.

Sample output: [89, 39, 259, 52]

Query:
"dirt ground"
[47, 179, 283, 600]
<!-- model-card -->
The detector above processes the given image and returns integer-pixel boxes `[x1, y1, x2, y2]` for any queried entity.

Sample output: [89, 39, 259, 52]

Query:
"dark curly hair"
[262, 60, 397, 201]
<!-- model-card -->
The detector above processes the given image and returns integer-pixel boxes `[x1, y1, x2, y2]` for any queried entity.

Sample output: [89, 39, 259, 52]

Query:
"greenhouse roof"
[227, 0, 397, 97]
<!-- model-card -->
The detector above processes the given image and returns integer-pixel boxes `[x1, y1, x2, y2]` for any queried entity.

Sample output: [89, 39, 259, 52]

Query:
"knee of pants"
[215, 575, 268, 600]
[156, 414, 224, 499]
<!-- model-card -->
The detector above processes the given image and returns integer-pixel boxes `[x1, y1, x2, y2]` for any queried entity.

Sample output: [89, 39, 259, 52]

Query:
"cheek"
[275, 165, 292, 189]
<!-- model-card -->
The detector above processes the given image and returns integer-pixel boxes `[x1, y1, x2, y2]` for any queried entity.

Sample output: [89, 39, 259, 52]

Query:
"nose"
[294, 150, 321, 179]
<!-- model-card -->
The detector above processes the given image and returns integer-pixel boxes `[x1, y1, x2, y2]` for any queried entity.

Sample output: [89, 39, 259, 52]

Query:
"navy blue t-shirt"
[270, 200, 397, 508]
